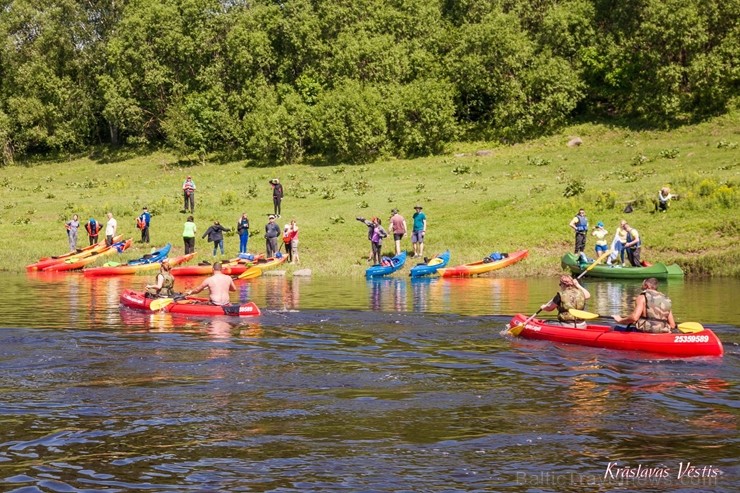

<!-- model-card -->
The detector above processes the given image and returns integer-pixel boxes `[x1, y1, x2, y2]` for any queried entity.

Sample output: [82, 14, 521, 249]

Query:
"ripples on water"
[0, 273, 737, 492]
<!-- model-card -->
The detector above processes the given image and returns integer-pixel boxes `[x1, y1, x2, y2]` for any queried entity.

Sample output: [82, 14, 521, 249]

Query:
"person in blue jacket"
[137, 207, 151, 243]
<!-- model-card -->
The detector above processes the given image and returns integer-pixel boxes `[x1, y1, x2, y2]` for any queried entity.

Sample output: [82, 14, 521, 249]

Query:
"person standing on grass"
[371, 218, 388, 265]
[182, 176, 196, 213]
[65, 214, 80, 252]
[289, 218, 299, 264]
[389, 208, 407, 255]
[137, 206, 151, 244]
[265, 215, 281, 257]
[237, 212, 250, 254]
[182, 215, 197, 254]
[270, 178, 284, 217]
[84, 217, 101, 245]
[569, 208, 588, 254]
[411, 204, 426, 258]
[202, 220, 230, 257]
[105, 212, 117, 246]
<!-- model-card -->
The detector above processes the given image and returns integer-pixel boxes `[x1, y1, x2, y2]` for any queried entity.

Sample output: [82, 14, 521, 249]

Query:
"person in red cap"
[182, 176, 196, 213]
[540, 275, 591, 327]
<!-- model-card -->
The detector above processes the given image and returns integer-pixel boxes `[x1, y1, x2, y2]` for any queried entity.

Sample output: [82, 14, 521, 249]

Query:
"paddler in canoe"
[145, 261, 176, 298]
[185, 262, 236, 306]
[539, 274, 591, 327]
[612, 277, 676, 333]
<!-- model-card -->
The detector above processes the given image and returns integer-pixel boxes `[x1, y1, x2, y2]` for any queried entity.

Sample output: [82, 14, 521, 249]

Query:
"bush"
[563, 179, 585, 197]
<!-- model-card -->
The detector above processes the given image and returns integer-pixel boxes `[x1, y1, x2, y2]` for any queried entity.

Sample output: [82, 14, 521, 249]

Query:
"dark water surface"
[0, 272, 738, 492]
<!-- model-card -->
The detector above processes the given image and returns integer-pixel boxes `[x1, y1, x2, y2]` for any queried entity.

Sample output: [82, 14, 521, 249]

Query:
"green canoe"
[561, 252, 684, 280]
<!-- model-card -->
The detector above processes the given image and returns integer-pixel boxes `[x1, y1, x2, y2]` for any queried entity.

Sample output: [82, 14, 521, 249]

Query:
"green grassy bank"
[2, 112, 739, 277]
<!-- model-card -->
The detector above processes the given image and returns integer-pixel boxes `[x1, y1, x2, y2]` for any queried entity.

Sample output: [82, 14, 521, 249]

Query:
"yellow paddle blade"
[508, 324, 525, 337]
[150, 298, 174, 311]
[568, 308, 600, 320]
[677, 322, 704, 333]
[238, 267, 262, 279]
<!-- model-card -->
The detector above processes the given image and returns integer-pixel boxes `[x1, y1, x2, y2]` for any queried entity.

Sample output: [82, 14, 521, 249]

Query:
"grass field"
[2, 111, 738, 277]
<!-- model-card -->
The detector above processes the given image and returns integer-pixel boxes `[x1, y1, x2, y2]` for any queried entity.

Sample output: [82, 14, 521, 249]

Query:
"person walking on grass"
[202, 220, 230, 257]
[411, 205, 426, 258]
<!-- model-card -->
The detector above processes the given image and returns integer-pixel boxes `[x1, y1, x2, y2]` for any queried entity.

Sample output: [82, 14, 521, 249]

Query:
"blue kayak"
[409, 250, 450, 277]
[365, 251, 407, 278]
[127, 243, 172, 266]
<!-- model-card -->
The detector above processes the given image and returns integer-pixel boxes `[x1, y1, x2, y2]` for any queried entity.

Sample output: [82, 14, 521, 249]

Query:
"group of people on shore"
[569, 210, 642, 267]
[65, 212, 119, 251]
[356, 204, 427, 264]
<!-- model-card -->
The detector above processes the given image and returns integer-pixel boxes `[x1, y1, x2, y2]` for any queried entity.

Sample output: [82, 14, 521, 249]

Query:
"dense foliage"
[0, 0, 737, 165]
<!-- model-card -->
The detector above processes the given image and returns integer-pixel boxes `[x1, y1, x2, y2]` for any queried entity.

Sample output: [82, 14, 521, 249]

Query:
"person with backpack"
[137, 206, 151, 243]
[84, 217, 102, 245]
[182, 176, 196, 213]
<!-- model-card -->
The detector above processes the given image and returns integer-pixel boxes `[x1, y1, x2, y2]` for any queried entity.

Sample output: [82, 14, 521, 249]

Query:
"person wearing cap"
[270, 178, 284, 218]
[265, 215, 281, 257]
[540, 275, 591, 327]
[146, 261, 175, 298]
[591, 221, 608, 257]
[182, 176, 196, 213]
[411, 204, 427, 258]
[84, 217, 102, 245]
[137, 206, 151, 243]
[389, 208, 407, 255]
[569, 208, 588, 254]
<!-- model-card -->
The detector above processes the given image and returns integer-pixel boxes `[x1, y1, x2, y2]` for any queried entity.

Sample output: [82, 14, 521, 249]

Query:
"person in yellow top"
[591, 221, 609, 256]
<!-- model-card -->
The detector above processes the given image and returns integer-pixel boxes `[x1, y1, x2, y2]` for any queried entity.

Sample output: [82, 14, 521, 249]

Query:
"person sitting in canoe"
[613, 278, 676, 333]
[540, 275, 591, 327]
[145, 261, 175, 298]
[185, 262, 236, 306]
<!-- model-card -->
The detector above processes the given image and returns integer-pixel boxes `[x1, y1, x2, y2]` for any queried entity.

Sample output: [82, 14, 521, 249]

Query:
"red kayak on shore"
[119, 289, 261, 317]
[506, 313, 723, 357]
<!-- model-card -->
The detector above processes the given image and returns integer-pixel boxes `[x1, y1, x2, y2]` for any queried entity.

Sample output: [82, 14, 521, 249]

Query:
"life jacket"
[575, 215, 588, 232]
[557, 287, 586, 322]
[136, 217, 146, 230]
[86, 219, 99, 236]
[283, 230, 292, 244]
[157, 272, 175, 297]
[636, 289, 672, 333]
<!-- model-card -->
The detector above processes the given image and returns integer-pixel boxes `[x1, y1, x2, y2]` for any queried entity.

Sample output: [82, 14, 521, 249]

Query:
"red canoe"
[507, 313, 724, 357]
[120, 289, 261, 317]
[439, 249, 528, 277]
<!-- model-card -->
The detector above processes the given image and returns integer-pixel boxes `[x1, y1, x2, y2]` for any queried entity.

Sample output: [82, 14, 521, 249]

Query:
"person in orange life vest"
[182, 176, 196, 213]
[84, 217, 102, 245]
[137, 207, 151, 243]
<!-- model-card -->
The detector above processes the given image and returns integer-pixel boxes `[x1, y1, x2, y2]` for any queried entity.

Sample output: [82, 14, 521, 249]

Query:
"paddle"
[238, 266, 262, 279]
[150, 297, 175, 311]
[568, 309, 705, 334]
[508, 249, 612, 336]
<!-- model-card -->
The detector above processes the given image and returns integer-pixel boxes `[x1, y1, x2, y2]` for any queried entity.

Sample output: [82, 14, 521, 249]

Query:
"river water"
[0, 272, 738, 492]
